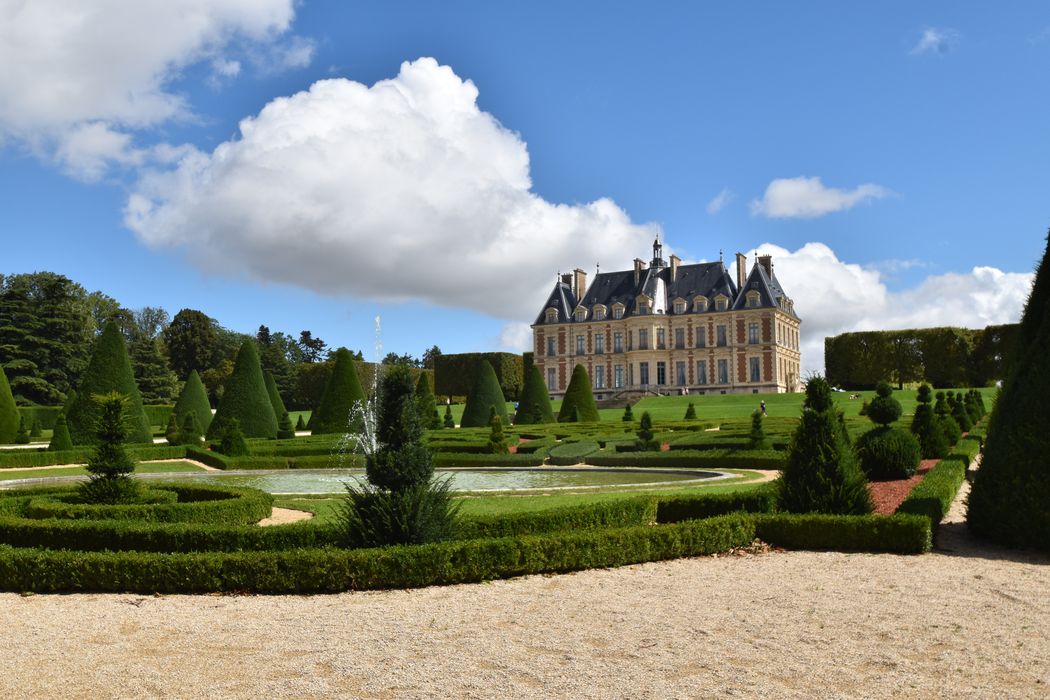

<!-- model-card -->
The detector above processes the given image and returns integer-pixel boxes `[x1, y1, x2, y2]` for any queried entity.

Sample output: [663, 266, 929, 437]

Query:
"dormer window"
[545, 309, 559, 323]
[574, 308, 587, 322]
[637, 302, 650, 315]
[593, 305, 607, 321]
[746, 291, 761, 308]
[715, 295, 728, 312]
[673, 299, 686, 314]
[612, 303, 625, 320]
[693, 296, 708, 313]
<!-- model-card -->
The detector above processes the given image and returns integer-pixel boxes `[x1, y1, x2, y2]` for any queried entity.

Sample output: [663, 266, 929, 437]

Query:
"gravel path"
[1, 479, 1047, 699]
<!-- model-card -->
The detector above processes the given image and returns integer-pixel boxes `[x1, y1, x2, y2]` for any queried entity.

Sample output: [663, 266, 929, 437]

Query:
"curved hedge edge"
[585, 449, 785, 470]
[755, 513, 932, 554]
[459, 496, 658, 539]
[0, 514, 757, 594]
[655, 485, 779, 523]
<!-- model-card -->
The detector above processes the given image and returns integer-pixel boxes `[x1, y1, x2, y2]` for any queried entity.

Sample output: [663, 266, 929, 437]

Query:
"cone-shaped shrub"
[264, 370, 287, 422]
[684, 403, 697, 420]
[557, 364, 600, 423]
[14, 415, 29, 444]
[217, 418, 249, 456]
[461, 360, 508, 428]
[277, 411, 295, 439]
[514, 365, 555, 424]
[48, 414, 73, 451]
[66, 321, 153, 445]
[951, 393, 972, 432]
[0, 366, 17, 444]
[177, 412, 204, 447]
[311, 347, 367, 435]
[28, 417, 41, 438]
[367, 364, 432, 492]
[207, 340, 278, 440]
[174, 370, 213, 432]
[747, 409, 771, 450]
[295, 414, 307, 431]
[487, 413, 509, 454]
[79, 392, 140, 504]
[635, 411, 659, 451]
[779, 376, 873, 515]
[622, 403, 634, 422]
[968, 232, 1050, 551]
[415, 373, 440, 429]
[164, 413, 180, 445]
[443, 404, 455, 428]
[911, 384, 949, 458]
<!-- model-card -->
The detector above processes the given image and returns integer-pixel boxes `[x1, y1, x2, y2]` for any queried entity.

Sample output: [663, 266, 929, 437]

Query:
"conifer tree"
[443, 404, 455, 428]
[557, 364, 600, 422]
[311, 347, 367, 435]
[295, 414, 307, 431]
[48, 414, 73, 451]
[910, 384, 949, 458]
[684, 403, 697, 420]
[635, 411, 659, 451]
[177, 412, 204, 447]
[207, 340, 278, 440]
[14, 415, 29, 444]
[130, 336, 178, 404]
[779, 376, 872, 514]
[62, 389, 77, 416]
[514, 364, 555, 424]
[79, 391, 140, 504]
[487, 413, 509, 454]
[747, 409, 771, 450]
[461, 360, 508, 428]
[277, 411, 295, 439]
[622, 403, 634, 422]
[174, 370, 213, 432]
[415, 373, 440, 429]
[165, 413, 180, 445]
[968, 231, 1050, 551]
[0, 366, 19, 444]
[263, 369, 287, 421]
[28, 416, 41, 438]
[218, 418, 249, 456]
[66, 321, 153, 445]
[951, 392, 972, 432]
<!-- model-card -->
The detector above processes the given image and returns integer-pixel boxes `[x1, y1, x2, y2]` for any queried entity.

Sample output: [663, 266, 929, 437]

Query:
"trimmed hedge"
[174, 370, 212, 432]
[143, 405, 175, 429]
[434, 352, 523, 401]
[0, 445, 187, 468]
[208, 341, 278, 440]
[895, 438, 980, 529]
[183, 447, 361, 471]
[586, 449, 785, 470]
[459, 497, 658, 539]
[755, 513, 931, 553]
[460, 360, 509, 428]
[655, 485, 779, 523]
[432, 453, 545, 468]
[547, 440, 600, 465]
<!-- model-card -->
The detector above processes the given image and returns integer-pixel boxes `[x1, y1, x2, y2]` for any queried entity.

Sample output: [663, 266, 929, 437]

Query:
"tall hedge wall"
[824, 324, 1019, 389]
[434, 352, 523, 400]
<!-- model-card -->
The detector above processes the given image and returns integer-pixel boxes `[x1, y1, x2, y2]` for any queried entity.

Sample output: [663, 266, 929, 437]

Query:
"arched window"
[574, 308, 587, 322]
[593, 305, 607, 321]
[545, 308, 559, 323]
[715, 295, 728, 312]
[612, 304, 625, 320]
[693, 296, 708, 312]
[673, 299, 686, 314]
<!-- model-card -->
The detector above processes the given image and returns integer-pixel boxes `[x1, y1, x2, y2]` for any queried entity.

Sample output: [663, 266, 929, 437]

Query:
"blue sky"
[0, 1, 1046, 372]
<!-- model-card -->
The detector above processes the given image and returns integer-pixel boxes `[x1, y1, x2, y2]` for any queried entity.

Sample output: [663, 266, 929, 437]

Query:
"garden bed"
[868, 459, 939, 515]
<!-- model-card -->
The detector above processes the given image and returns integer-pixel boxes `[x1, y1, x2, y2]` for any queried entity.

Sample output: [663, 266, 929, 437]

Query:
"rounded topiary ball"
[856, 426, 921, 480]
[866, 381, 902, 426]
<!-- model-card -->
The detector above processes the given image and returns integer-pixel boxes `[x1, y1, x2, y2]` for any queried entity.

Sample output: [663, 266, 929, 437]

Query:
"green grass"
[0, 461, 211, 481]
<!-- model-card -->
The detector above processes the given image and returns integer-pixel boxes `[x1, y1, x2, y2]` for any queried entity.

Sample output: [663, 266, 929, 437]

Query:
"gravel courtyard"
[1, 482, 1046, 699]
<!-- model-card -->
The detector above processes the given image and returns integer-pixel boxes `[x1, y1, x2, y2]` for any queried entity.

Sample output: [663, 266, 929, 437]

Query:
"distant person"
[760, 400, 767, 416]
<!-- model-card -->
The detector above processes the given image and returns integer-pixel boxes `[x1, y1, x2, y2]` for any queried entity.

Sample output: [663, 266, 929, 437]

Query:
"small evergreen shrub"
[295, 414, 307, 431]
[910, 383, 949, 459]
[165, 413, 180, 445]
[0, 366, 18, 444]
[14, 415, 30, 444]
[684, 403, 697, 420]
[635, 411, 660, 451]
[866, 381, 902, 426]
[79, 392, 141, 505]
[415, 373, 441, 430]
[443, 404, 455, 428]
[311, 347, 367, 435]
[276, 411, 295, 440]
[856, 427, 921, 480]
[174, 369, 213, 432]
[938, 414, 962, 447]
[48, 414, 74, 452]
[218, 418, 249, 457]
[747, 409, 771, 450]
[28, 417, 41, 438]
[950, 393, 972, 432]
[487, 413, 509, 454]
[622, 403, 634, 422]
[178, 412, 204, 447]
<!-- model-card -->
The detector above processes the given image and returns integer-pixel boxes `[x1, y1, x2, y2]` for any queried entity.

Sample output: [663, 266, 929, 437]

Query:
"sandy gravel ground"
[1, 481, 1047, 699]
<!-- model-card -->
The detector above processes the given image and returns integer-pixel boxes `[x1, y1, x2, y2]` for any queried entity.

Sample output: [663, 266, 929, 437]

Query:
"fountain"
[336, 315, 382, 463]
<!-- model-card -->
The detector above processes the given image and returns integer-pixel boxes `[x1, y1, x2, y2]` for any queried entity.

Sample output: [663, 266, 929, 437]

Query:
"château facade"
[532, 240, 802, 400]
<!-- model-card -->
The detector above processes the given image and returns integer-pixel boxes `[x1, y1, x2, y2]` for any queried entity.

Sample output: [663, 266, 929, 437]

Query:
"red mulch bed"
[508, 437, 532, 455]
[868, 459, 940, 514]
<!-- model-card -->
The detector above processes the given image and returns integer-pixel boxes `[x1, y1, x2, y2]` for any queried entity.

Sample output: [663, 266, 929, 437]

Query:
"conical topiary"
[217, 417, 249, 456]
[779, 376, 873, 515]
[311, 347, 367, 435]
[177, 411, 204, 447]
[65, 321, 153, 445]
[950, 392, 972, 432]
[910, 383, 949, 458]
[684, 403, 697, 420]
[48, 414, 73, 451]
[174, 369, 213, 432]
[487, 413, 509, 454]
[14, 415, 29, 444]
[514, 364, 555, 424]
[968, 231, 1050, 551]
[747, 409, 771, 450]
[29, 416, 41, 438]
[0, 365, 18, 444]
[635, 411, 659, 451]
[443, 404, 455, 428]
[557, 364, 600, 423]
[415, 373, 440, 430]
[622, 403, 634, 422]
[263, 370, 288, 422]
[165, 412, 180, 444]
[277, 411, 295, 439]
[295, 414, 307, 431]
[461, 360, 508, 428]
[207, 340, 277, 440]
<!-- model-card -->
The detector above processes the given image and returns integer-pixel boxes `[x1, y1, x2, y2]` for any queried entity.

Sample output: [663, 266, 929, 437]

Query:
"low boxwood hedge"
[432, 453, 545, 468]
[894, 438, 980, 530]
[755, 513, 931, 554]
[655, 485, 778, 523]
[0, 445, 187, 468]
[547, 441, 600, 466]
[585, 449, 785, 470]
[459, 497, 658, 539]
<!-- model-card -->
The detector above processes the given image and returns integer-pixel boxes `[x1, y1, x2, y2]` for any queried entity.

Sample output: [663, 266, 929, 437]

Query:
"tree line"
[0, 271, 442, 409]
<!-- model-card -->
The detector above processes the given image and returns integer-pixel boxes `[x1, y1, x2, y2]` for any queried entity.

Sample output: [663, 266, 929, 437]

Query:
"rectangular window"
[595, 334, 605, 354]
[547, 337, 556, 356]
[613, 332, 623, 353]
[614, 364, 624, 388]
[594, 366, 605, 389]
[639, 362, 650, 385]
[717, 359, 729, 384]
[656, 328, 666, 349]
[576, 335, 585, 355]
[750, 357, 761, 382]
[748, 322, 759, 344]
[547, 367, 557, 391]
[656, 361, 666, 385]
[696, 328, 706, 348]
[638, 329, 649, 350]
[716, 325, 727, 347]
[674, 327, 685, 349]
[696, 360, 708, 385]
[675, 361, 686, 386]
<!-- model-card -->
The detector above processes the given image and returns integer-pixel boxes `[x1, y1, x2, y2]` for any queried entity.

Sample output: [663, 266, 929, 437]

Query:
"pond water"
[162, 467, 726, 494]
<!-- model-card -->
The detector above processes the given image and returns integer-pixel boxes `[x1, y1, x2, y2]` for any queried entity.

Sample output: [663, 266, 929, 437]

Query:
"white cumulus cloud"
[127, 58, 660, 320]
[911, 27, 959, 55]
[706, 188, 733, 214]
[750, 176, 891, 219]
[0, 0, 307, 179]
[751, 242, 1033, 376]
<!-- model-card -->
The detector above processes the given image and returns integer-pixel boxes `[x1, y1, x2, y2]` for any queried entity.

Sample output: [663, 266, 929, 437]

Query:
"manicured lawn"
[0, 461, 211, 481]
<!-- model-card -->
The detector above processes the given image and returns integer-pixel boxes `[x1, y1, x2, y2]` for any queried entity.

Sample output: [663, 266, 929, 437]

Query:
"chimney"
[560, 273, 572, 287]
[758, 254, 773, 278]
[572, 268, 587, 300]
[735, 252, 747, 290]
[669, 254, 680, 282]
[633, 258, 646, 286]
